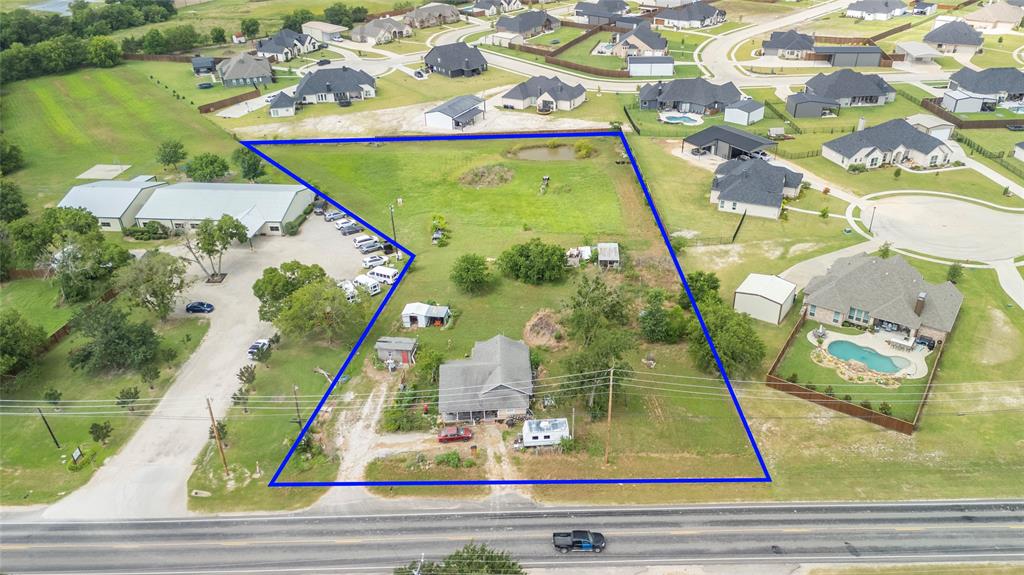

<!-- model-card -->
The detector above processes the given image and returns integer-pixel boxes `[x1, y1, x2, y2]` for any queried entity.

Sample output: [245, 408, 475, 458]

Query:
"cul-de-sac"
[1, 0, 1022, 572]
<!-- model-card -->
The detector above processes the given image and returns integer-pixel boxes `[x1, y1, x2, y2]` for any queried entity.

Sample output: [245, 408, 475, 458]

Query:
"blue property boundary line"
[242, 130, 772, 487]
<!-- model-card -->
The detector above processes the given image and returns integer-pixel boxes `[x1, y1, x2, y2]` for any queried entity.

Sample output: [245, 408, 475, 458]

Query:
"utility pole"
[868, 206, 877, 232]
[37, 408, 60, 449]
[389, 204, 402, 261]
[604, 368, 614, 465]
[292, 385, 303, 427]
[206, 398, 229, 477]
[571, 406, 575, 440]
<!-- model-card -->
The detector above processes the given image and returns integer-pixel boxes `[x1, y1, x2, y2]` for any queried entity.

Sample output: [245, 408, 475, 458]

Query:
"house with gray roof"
[845, 0, 906, 20]
[294, 67, 376, 105]
[638, 78, 742, 113]
[349, 18, 412, 45]
[438, 335, 533, 422]
[404, 2, 461, 28]
[268, 92, 296, 117]
[762, 29, 815, 59]
[463, 0, 522, 16]
[611, 22, 667, 57]
[802, 69, 896, 108]
[724, 99, 765, 126]
[822, 119, 952, 170]
[496, 10, 560, 37]
[942, 67, 1024, 113]
[58, 180, 166, 231]
[255, 28, 319, 62]
[574, 0, 629, 24]
[653, 3, 726, 29]
[501, 76, 586, 112]
[804, 254, 963, 340]
[711, 158, 803, 219]
[216, 53, 274, 87]
[425, 42, 488, 77]
[424, 95, 485, 130]
[191, 56, 215, 75]
[687, 125, 776, 159]
[812, 45, 884, 67]
[786, 92, 841, 118]
[923, 20, 983, 54]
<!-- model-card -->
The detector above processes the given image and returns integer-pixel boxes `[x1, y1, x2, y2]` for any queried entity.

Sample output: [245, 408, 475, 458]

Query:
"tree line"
[1, 0, 175, 50]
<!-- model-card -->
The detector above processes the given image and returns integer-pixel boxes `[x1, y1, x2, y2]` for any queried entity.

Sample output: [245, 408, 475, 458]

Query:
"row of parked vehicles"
[319, 206, 403, 304]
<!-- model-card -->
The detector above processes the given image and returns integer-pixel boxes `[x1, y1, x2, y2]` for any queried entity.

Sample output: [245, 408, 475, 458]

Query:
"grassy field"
[125, 60, 298, 107]
[0, 306, 209, 505]
[971, 33, 1024, 69]
[0, 279, 81, 336]
[796, 12, 934, 36]
[526, 26, 587, 47]
[556, 32, 626, 71]
[365, 448, 490, 498]
[0, 64, 241, 213]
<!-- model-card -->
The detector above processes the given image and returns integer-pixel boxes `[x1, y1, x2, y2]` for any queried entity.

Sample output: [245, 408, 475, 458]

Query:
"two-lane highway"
[2, 500, 1022, 573]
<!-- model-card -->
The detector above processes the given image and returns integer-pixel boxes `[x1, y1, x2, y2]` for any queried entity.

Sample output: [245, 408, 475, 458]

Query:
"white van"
[353, 274, 381, 296]
[368, 265, 400, 285]
[337, 280, 359, 303]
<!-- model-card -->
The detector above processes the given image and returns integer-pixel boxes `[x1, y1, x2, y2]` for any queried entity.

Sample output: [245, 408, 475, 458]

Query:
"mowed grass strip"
[0, 279, 82, 336]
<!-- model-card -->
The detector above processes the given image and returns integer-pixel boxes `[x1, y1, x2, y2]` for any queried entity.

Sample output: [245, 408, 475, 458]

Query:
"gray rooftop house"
[804, 254, 963, 340]
[58, 180, 166, 231]
[786, 92, 842, 118]
[638, 78, 742, 113]
[438, 335, 533, 422]
[268, 92, 296, 118]
[574, 0, 629, 24]
[711, 158, 803, 220]
[653, 3, 726, 29]
[822, 118, 952, 170]
[942, 67, 1024, 113]
[762, 29, 815, 59]
[294, 67, 376, 104]
[845, 0, 906, 19]
[496, 10, 560, 37]
[216, 53, 274, 87]
[687, 125, 776, 159]
[802, 69, 896, 107]
[923, 20, 983, 53]
[255, 28, 319, 62]
[500, 76, 587, 112]
[375, 336, 418, 367]
[425, 42, 488, 77]
[349, 18, 413, 45]
[612, 22, 668, 56]
[192, 56, 215, 75]
[404, 2, 461, 28]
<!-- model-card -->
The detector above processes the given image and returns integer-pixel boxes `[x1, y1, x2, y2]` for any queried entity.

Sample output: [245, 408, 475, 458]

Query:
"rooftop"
[58, 180, 165, 218]
[736, 273, 797, 305]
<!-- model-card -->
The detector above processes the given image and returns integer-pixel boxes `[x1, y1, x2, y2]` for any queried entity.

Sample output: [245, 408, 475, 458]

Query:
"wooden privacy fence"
[922, 98, 1024, 128]
[4, 269, 49, 280]
[765, 378, 917, 434]
[501, 21, 631, 78]
[198, 88, 262, 113]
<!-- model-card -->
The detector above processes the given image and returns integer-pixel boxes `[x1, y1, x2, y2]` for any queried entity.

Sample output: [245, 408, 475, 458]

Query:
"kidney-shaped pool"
[827, 340, 910, 374]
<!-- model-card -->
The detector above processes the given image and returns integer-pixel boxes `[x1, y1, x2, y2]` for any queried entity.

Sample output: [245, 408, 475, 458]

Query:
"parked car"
[185, 301, 214, 314]
[325, 210, 346, 222]
[317, 59, 331, 66]
[337, 98, 352, 107]
[358, 241, 382, 254]
[247, 339, 270, 360]
[437, 426, 473, 443]
[414, 70, 424, 78]
[334, 218, 355, 230]
[752, 150, 770, 159]
[197, 82, 213, 89]
[339, 221, 364, 235]
[915, 335, 936, 350]
[352, 234, 375, 247]
[362, 254, 387, 268]
[552, 530, 606, 554]
[313, 204, 326, 216]
[337, 280, 359, 303]
[379, 239, 395, 255]
[690, 147, 708, 156]
[1007, 124, 1024, 132]
[353, 274, 380, 295]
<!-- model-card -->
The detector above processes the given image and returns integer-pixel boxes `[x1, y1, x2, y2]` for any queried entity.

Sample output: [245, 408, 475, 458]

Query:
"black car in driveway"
[185, 301, 214, 313]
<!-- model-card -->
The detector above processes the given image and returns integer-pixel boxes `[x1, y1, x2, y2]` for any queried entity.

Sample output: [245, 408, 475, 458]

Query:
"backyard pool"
[659, 113, 703, 125]
[827, 341, 910, 374]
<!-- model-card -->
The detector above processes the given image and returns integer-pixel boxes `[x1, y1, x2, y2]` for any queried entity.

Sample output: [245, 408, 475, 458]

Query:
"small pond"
[827, 340, 910, 374]
[512, 146, 577, 161]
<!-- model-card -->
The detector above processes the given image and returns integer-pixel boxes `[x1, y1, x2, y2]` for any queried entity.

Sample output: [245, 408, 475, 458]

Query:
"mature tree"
[947, 261, 964, 284]
[252, 260, 326, 321]
[0, 309, 48, 376]
[281, 9, 316, 31]
[85, 35, 121, 67]
[678, 270, 721, 310]
[0, 138, 25, 175]
[184, 152, 229, 182]
[561, 328, 633, 417]
[323, 3, 352, 26]
[563, 275, 629, 346]
[231, 147, 265, 182]
[240, 18, 260, 38]
[496, 238, 566, 285]
[89, 420, 113, 444]
[141, 28, 165, 54]
[182, 215, 248, 279]
[0, 180, 29, 222]
[68, 302, 162, 374]
[639, 290, 684, 344]
[6, 206, 100, 269]
[395, 543, 525, 575]
[162, 24, 202, 52]
[274, 279, 369, 345]
[52, 232, 132, 303]
[116, 386, 140, 412]
[209, 26, 226, 44]
[685, 300, 765, 378]
[449, 253, 491, 294]
[156, 140, 187, 170]
[114, 250, 192, 320]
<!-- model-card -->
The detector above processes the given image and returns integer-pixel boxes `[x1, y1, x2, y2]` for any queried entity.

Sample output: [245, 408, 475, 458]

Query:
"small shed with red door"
[375, 336, 418, 366]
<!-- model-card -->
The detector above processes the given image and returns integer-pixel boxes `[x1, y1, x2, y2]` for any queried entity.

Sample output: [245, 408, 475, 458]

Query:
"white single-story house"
[134, 183, 315, 237]
[522, 418, 571, 447]
[401, 302, 452, 328]
[483, 31, 526, 47]
[963, 2, 1024, 33]
[58, 180, 166, 231]
[627, 55, 674, 77]
[845, 0, 906, 20]
[905, 113, 954, 141]
[302, 21, 348, 42]
[733, 273, 797, 325]
[424, 95, 485, 130]
[822, 119, 952, 170]
[500, 76, 586, 111]
[710, 158, 803, 220]
[724, 99, 765, 126]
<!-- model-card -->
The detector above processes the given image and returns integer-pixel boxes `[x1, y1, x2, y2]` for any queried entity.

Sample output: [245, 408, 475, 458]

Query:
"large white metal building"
[57, 179, 165, 231]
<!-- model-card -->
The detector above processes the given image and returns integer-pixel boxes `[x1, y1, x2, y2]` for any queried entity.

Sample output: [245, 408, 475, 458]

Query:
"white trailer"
[522, 418, 571, 447]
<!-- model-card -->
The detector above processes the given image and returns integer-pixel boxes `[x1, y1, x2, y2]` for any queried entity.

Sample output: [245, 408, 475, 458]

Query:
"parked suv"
[362, 254, 387, 268]
[915, 335, 936, 350]
[247, 339, 270, 360]
[358, 241, 382, 254]
[325, 210, 346, 222]
[338, 221, 363, 235]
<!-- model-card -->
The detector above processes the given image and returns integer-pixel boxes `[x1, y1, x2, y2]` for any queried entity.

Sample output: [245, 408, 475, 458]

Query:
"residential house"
[802, 69, 896, 107]
[845, 0, 906, 20]
[811, 45, 884, 67]
[349, 18, 413, 45]
[786, 93, 842, 117]
[58, 180, 166, 231]
[942, 67, 1024, 112]
[653, 3, 726, 29]
[463, 0, 522, 16]
[1015, 142, 1024, 161]
[302, 21, 348, 43]
[402, 302, 452, 328]
[710, 158, 803, 219]
[803, 254, 963, 341]
[905, 113, 954, 140]
[495, 10, 560, 38]
[424, 95, 485, 130]
[610, 23, 668, 57]
[500, 75, 587, 111]
[404, 2, 461, 28]
[438, 335, 533, 423]
[761, 29, 815, 59]
[483, 31, 526, 46]
[963, 2, 1024, 33]
[688, 125, 777, 159]
[574, 0, 629, 24]
[724, 99, 765, 126]
[893, 40, 941, 63]
[911, 0, 937, 15]
[597, 242, 620, 269]
[424, 42, 488, 77]
[216, 53, 274, 87]
[134, 183, 314, 237]
[294, 67, 376, 105]
[255, 28, 319, 62]
[628, 55, 675, 76]
[191, 56, 215, 75]
[375, 336, 418, 367]
[268, 92, 296, 117]
[637, 78, 742, 113]
[822, 118, 952, 170]
[923, 20, 983, 53]
[733, 273, 797, 325]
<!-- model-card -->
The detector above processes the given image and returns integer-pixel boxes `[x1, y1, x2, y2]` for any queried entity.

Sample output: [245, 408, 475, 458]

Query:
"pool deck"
[806, 328, 932, 379]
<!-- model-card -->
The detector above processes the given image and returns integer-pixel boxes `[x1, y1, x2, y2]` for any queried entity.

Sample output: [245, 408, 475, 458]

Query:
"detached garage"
[733, 273, 797, 325]
[424, 95, 485, 130]
[628, 56, 674, 77]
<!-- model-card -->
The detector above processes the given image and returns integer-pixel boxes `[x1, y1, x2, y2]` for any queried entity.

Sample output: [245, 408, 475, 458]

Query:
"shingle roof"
[805, 254, 963, 333]
[812, 45, 884, 54]
[269, 92, 295, 109]
[191, 56, 214, 68]
[375, 336, 418, 352]
[638, 78, 742, 107]
[58, 180, 165, 219]
[216, 53, 273, 81]
[965, 1, 1024, 24]
[628, 55, 674, 64]
[687, 125, 775, 151]
[657, 2, 723, 22]
[618, 22, 667, 51]
[496, 10, 559, 34]
[923, 20, 983, 46]
[763, 29, 815, 51]
[847, 0, 905, 13]
[406, 2, 460, 21]
[438, 335, 533, 414]
[949, 67, 1024, 95]
[428, 95, 484, 118]
[805, 69, 895, 100]
[295, 67, 375, 99]
[256, 28, 314, 55]
[713, 158, 802, 208]
[824, 119, 947, 158]
[351, 17, 407, 39]
[503, 76, 586, 102]
[727, 99, 764, 113]
[787, 92, 841, 107]
[425, 42, 487, 71]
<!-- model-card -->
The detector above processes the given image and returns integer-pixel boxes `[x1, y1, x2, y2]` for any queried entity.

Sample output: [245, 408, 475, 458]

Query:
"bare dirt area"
[978, 308, 1021, 366]
[523, 309, 567, 350]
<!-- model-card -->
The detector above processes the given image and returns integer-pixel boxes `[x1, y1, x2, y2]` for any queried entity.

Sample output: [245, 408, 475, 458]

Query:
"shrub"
[806, 383, 817, 391]
[879, 402, 893, 416]
[859, 399, 873, 410]
[843, 394, 853, 401]
[824, 385, 835, 398]
[787, 372, 799, 383]
[574, 141, 596, 159]
[670, 235, 687, 255]
[847, 164, 867, 174]
[124, 221, 170, 241]
[434, 449, 463, 468]
[497, 238, 567, 284]
[449, 253, 492, 295]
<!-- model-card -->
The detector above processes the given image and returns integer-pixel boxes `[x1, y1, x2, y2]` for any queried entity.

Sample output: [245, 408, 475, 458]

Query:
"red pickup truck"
[437, 426, 473, 443]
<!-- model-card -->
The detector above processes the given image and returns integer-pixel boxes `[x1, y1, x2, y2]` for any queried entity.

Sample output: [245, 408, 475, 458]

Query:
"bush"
[450, 253, 491, 295]
[847, 163, 867, 174]
[434, 449, 463, 468]
[859, 399, 873, 410]
[879, 402, 893, 416]
[824, 385, 835, 398]
[574, 140, 596, 159]
[843, 394, 853, 401]
[123, 221, 170, 241]
[788, 372, 799, 383]
[497, 238, 567, 284]
[805, 383, 817, 391]
[669, 235, 687, 255]
[66, 447, 98, 471]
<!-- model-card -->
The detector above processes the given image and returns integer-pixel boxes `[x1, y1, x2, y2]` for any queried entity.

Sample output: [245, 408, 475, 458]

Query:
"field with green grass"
[971, 34, 1024, 69]
[124, 60, 298, 108]
[796, 12, 934, 36]
[365, 448, 490, 498]
[0, 279, 82, 336]
[556, 32, 625, 71]
[526, 26, 587, 47]
[745, 84, 931, 132]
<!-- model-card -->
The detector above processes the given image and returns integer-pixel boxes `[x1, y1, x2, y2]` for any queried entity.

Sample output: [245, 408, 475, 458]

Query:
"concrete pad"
[76, 164, 131, 179]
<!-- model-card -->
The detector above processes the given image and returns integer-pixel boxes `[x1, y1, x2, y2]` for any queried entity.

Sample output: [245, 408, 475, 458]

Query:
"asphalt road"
[2, 500, 1022, 574]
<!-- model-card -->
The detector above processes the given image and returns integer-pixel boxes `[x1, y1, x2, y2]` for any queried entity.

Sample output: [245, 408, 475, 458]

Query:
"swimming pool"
[827, 341, 910, 374]
[660, 113, 702, 125]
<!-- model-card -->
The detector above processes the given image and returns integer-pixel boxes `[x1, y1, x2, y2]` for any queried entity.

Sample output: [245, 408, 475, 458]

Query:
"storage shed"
[522, 418, 571, 447]
[597, 242, 620, 269]
[375, 336, 418, 366]
[628, 56, 675, 77]
[733, 273, 797, 325]
[402, 302, 452, 328]
[724, 99, 765, 126]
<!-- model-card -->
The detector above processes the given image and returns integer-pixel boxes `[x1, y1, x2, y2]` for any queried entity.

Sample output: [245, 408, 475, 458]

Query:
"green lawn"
[556, 32, 625, 71]
[526, 26, 587, 47]
[970, 32, 1024, 69]
[956, 127, 1024, 184]
[0, 279, 81, 336]
[796, 12, 935, 36]
[365, 449, 490, 498]
[0, 306, 209, 505]
[125, 60, 279, 107]
[744, 85, 930, 132]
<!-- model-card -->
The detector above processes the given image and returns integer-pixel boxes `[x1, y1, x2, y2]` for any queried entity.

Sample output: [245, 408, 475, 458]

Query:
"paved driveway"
[43, 217, 369, 519]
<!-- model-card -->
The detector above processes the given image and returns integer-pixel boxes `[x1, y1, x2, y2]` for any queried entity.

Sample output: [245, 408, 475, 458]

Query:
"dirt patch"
[977, 307, 1021, 366]
[787, 242, 822, 258]
[523, 308, 567, 350]
[671, 229, 701, 239]
[459, 164, 514, 188]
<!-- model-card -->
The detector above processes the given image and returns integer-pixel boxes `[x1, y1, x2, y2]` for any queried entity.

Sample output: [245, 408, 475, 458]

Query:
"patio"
[806, 326, 933, 381]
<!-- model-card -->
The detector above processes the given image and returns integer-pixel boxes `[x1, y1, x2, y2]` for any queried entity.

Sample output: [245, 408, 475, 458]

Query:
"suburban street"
[2, 500, 1022, 573]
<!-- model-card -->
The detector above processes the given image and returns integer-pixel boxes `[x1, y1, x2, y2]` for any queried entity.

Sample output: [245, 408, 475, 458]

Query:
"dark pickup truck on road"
[552, 530, 606, 553]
